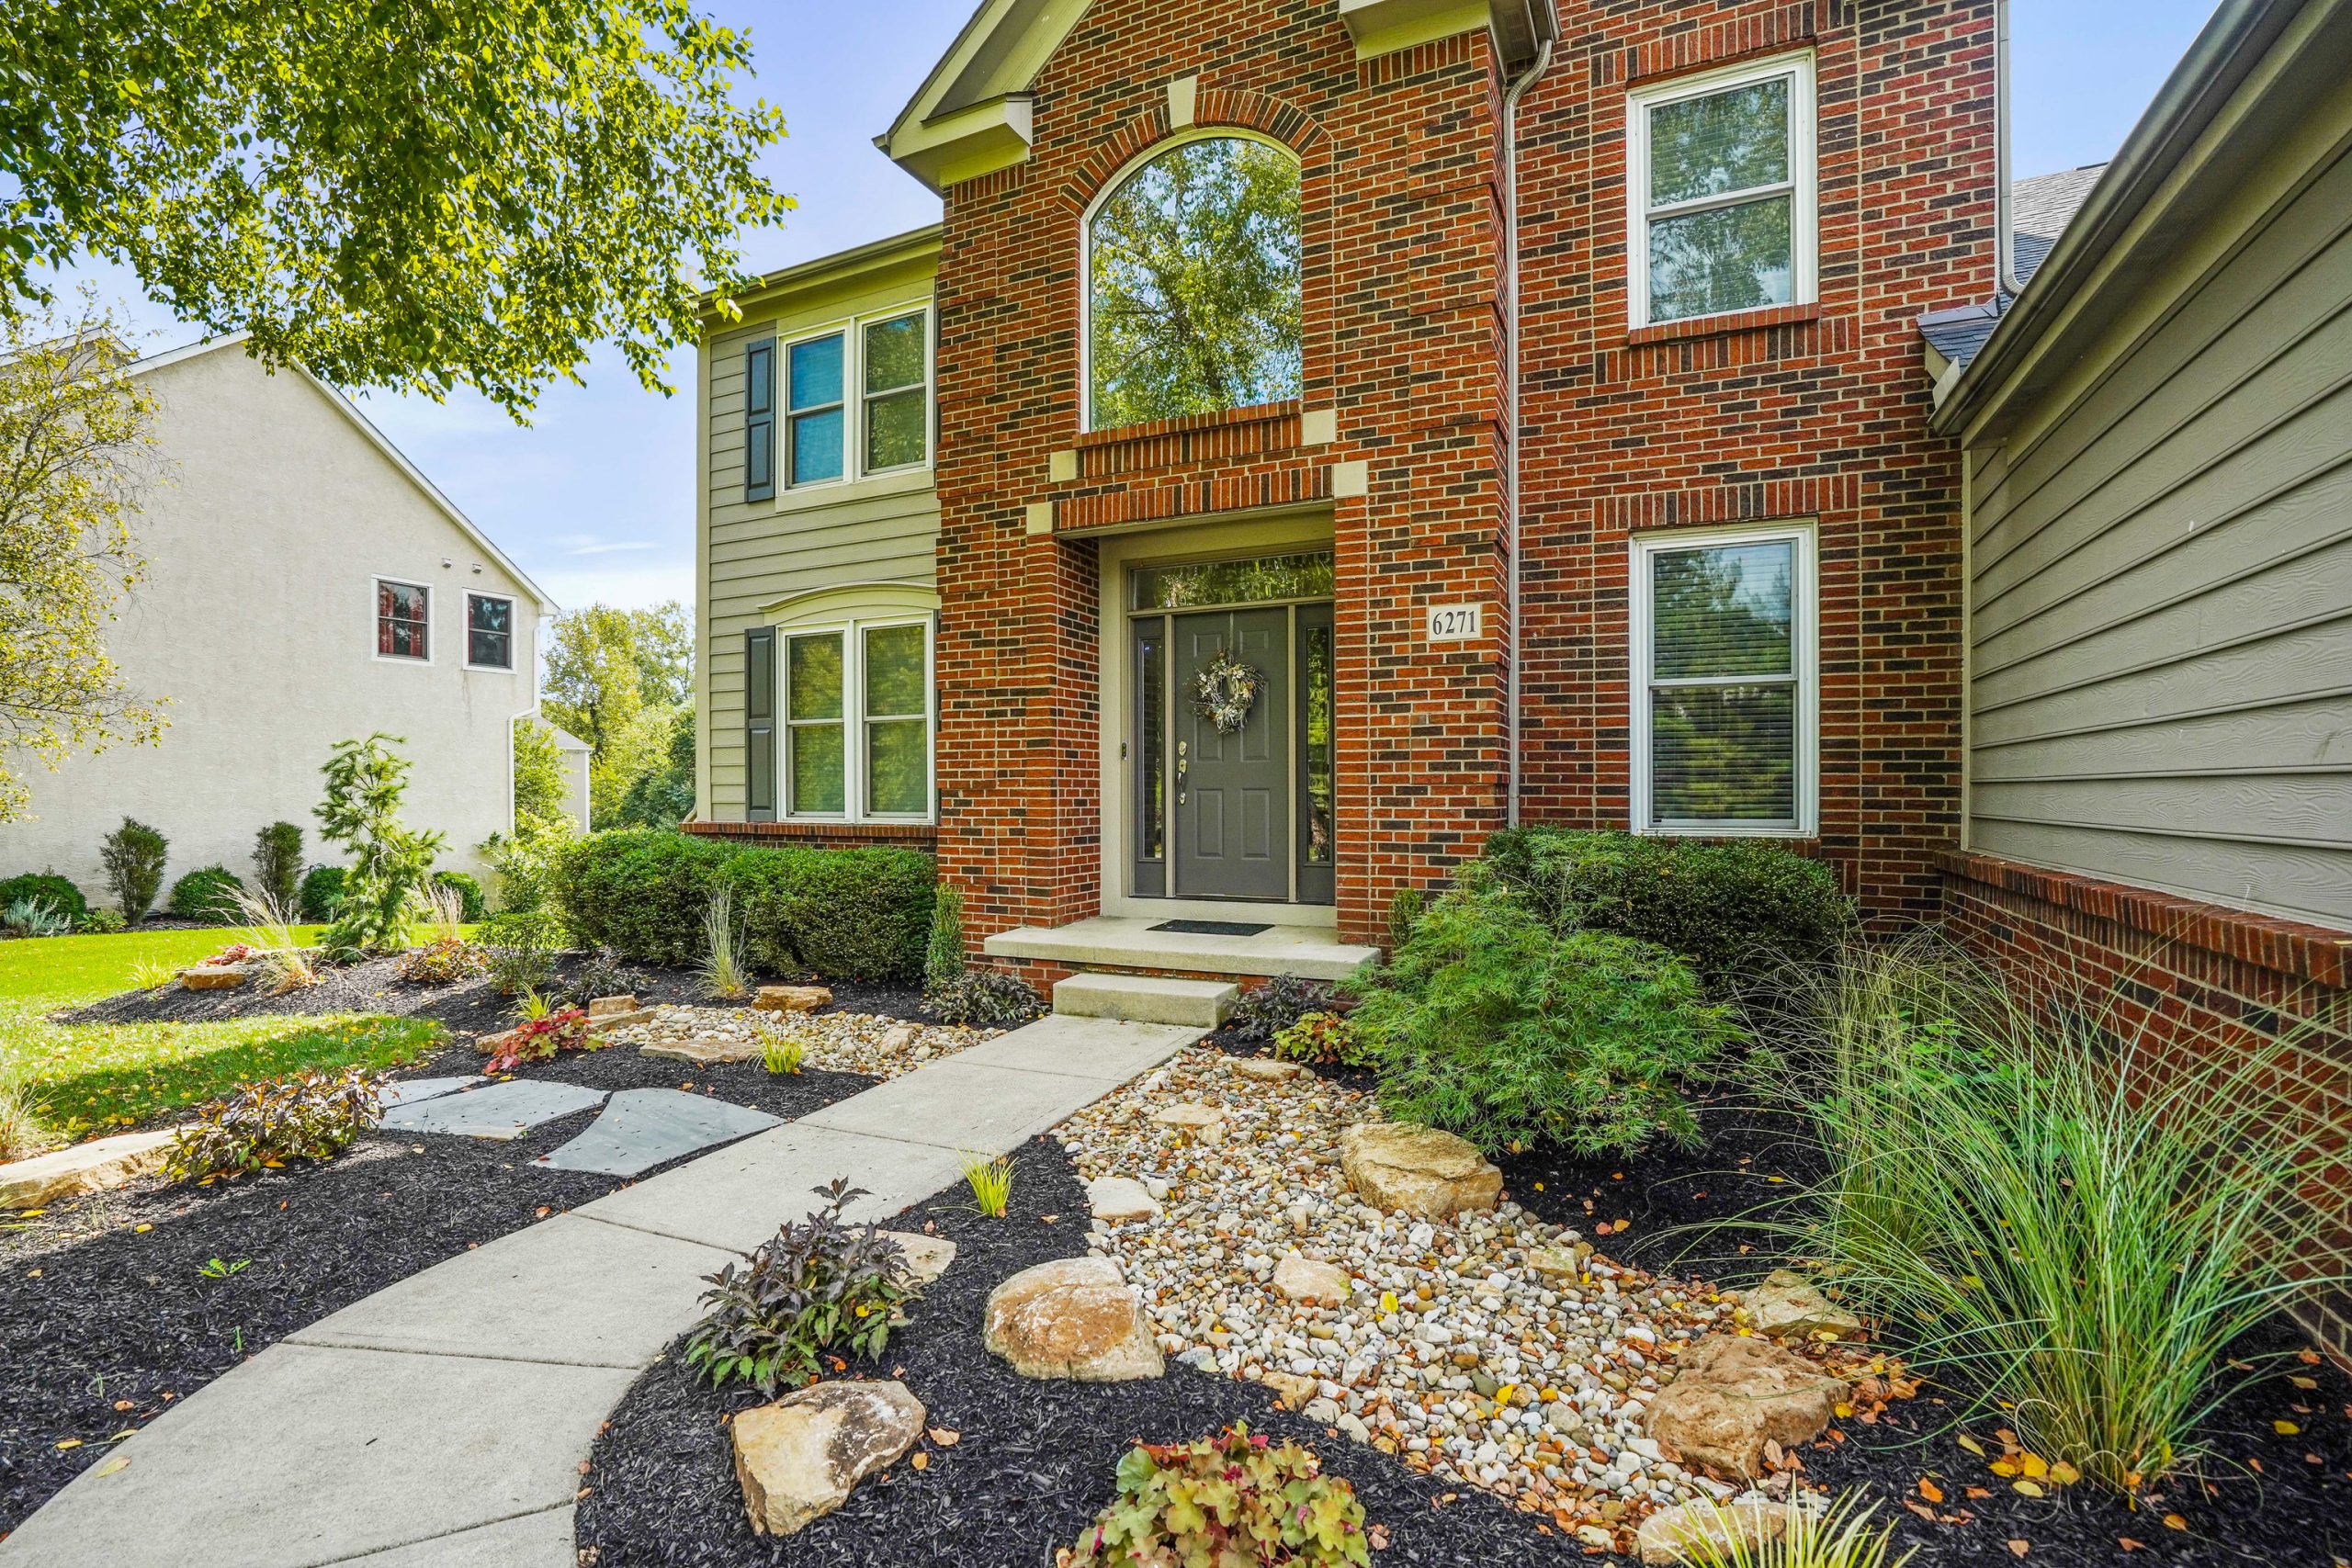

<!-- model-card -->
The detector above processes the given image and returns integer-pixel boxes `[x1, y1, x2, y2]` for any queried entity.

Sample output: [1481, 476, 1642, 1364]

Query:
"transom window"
[377, 580, 429, 660]
[1086, 135, 1302, 429]
[784, 618, 933, 819]
[1631, 525, 1815, 835]
[1627, 55, 1816, 328]
[466, 592, 514, 671]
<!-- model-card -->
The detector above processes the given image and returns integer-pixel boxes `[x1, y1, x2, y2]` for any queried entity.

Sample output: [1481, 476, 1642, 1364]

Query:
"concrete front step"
[986, 915, 1379, 982]
[1053, 971, 1237, 1027]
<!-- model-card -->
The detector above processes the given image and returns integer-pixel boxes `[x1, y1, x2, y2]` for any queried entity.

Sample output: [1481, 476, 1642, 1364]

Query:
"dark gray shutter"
[744, 343, 775, 502]
[745, 627, 776, 820]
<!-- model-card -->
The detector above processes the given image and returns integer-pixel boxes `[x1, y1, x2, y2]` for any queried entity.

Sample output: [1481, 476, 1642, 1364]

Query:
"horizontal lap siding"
[1966, 138, 2352, 931]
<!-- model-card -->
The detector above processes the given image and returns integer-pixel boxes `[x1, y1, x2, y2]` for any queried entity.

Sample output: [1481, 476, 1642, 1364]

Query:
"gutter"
[1500, 24, 1556, 829]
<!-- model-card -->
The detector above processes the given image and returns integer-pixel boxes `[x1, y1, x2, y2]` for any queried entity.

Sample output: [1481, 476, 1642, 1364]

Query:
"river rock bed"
[1051, 1043, 1759, 1547]
[601, 1004, 995, 1077]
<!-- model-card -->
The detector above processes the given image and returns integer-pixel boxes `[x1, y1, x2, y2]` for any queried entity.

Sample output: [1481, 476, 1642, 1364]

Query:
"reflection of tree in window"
[1648, 543, 1796, 823]
[1090, 138, 1301, 428]
[1644, 76, 1794, 322]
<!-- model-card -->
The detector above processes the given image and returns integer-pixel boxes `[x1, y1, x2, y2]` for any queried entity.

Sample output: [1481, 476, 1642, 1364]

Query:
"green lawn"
[0, 927, 445, 1146]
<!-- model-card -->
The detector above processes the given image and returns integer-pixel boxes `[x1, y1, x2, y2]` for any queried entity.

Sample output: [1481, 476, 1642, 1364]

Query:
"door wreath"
[1192, 651, 1264, 734]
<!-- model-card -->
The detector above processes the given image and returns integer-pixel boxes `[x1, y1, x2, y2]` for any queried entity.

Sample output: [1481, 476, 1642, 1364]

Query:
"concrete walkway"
[0, 1015, 1200, 1568]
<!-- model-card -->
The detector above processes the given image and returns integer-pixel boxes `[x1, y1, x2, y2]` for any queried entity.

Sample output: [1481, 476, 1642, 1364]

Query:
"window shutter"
[744, 343, 776, 502]
[745, 627, 776, 819]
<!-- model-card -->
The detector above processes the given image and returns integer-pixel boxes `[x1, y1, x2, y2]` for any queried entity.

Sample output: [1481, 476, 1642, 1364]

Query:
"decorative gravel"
[603, 1004, 997, 1078]
[1052, 1043, 1743, 1543]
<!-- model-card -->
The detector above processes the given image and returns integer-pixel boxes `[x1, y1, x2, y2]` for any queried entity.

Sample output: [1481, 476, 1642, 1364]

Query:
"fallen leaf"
[2119, 1539, 2145, 1552]
[1902, 1500, 1937, 1523]
[928, 1427, 959, 1447]
[2275, 1420, 2301, 1436]
[2018, 1452, 2049, 1478]
[133, 1224, 151, 1234]
[1989, 1460, 2019, 1477]
[2007, 1541, 2030, 1557]
[910, 1452, 928, 1470]
[55, 1438, 81, 1450]
[1918, 1479, 1945, 1504]
[111, 1400, 132, 1412]
[2049, 1461, 2081, 1485]
[91, 1455, 130, 1479]
[2298, 1349, 2322, 1365]
[2290, 1375, 2319, 1391]
[2011, 1480, 2045, 1497]
[2162, 1515, 2188, 1532]
[1958, 1433, 1985, 1455]
[1368, 1523, 1391, 1551]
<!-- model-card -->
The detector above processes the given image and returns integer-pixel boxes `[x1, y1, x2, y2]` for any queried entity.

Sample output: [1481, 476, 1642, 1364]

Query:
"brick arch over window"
[1061, 90, 1335, 415]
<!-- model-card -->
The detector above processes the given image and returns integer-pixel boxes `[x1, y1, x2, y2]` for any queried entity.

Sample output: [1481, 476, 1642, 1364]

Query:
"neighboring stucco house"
[0, 334, 571, 904]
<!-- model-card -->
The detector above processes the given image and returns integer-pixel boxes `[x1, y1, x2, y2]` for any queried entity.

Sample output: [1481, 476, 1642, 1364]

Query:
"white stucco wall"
[0, 344, 549, 907]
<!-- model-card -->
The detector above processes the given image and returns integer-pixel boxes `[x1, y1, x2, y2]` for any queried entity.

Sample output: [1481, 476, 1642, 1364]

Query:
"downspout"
[1501, 34, 1555, 829]
[1994, 0, 2026, 297]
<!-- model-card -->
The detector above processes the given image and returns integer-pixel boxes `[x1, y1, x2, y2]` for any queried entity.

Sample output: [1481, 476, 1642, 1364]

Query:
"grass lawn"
[0, 928, 444, 1146]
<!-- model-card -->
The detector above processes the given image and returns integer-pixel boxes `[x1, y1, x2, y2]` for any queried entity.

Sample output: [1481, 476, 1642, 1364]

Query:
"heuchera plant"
[201, 942, 258, 966]
[165, 1066, 385, 1184]
[1061, 1425, 1372, 1568]
[481, 1007, 593, 1073]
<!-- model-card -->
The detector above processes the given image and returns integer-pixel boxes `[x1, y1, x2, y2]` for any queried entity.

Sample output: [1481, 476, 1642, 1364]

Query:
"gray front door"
[1173, 608, 1289, 900]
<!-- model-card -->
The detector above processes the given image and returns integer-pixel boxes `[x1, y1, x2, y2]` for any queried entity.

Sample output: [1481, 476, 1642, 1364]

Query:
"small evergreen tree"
[99, 816, 167, 922]
[253, 821, 303, 910]
[923, 885, 966, 998]
[314, 734, 444, 960]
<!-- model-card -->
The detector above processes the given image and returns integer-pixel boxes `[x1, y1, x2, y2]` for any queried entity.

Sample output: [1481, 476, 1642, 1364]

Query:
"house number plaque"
[1424, 602, 1485, 643]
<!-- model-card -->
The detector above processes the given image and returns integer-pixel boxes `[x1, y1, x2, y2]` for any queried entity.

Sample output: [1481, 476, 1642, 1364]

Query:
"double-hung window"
[1627, 54, 1815, 328]
[787, 333, 845, 486]
[742, 309, 931, 502]
[377, 580, 430, 660]
[1631, 525, 1815, 835]
[861, 312, 929, 472]
[466, 592, 514, 670]
[783, 618, 933, 819]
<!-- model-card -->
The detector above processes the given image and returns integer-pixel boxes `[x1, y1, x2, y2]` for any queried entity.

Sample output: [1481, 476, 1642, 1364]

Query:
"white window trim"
[1625, 51, 1817, 332]
[463, 590, 518, 673]
[782, 613, 936, 823]
[371, 575, 433, 665]
[1078, 126, 1301, 434]
[1628, 522, 1818, 838]
[775, 302, 933, 497]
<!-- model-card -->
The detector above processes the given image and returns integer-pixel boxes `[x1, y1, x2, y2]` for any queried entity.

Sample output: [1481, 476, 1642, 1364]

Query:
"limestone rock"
[1643, 1335, 1846, 1477]
[1338, 1122, 1502, 1219]
[1262, 1371, 1317, 1410]
[1148, 1103, 1226, 1145]
[754, 985, 832, 1014]
[1085, 1176, 1161, 1223]
[0, 1129, 177, 1207]
[878, 1232, 957, 1288]
[178, 964, 250, 991]
[983, 1257, 1163, 1382]
[1744, 1269, 1863, 1342]
[732, 1380, 924, 1537]
[1272, 1250, 1351, 1304]
[1231, 1057, 1305, 1081]
[875, 1023, 920, 1054]
[1524, 1242, 1590, 1283]
[1637, 1498, 1792, 1565]
[641, 1034, 764, 1066]
[586, 994, 640, 1018]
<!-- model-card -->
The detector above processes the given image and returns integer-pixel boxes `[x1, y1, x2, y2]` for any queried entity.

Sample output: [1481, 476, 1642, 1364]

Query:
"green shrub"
[99, 818, 167, 922]
[253, 822, 303, 910]
[927, 967, 1044, 1028]
[396, 937, 489, 984]
[924, 883, 967, 995]
[1773, 935, 2352, 1493]
[78, 907, 126, 934]
[684, 1179, 915, 1393]
[481, 908, 566, 996]
[315, 734, 445, 959]
[560, 947, 648, 1008]
[1063, 1425, 1369, 1568]
[165, 1066, 384, 1183]
[3, 897, 72, 937]
[0, 873, 87, 927]
[166, 865, 246, 921]
[1482, 828, 1853, 995]
[1386, 884, 1425, 950]
[1350, 880, 1734, 1156]
[1227, 973, 1337, 1043]
[297, 864, 347, 921]
[1272, 1010, 1371, 1067]
[431, 870, 486, 922]
[548, 829, 730, 964]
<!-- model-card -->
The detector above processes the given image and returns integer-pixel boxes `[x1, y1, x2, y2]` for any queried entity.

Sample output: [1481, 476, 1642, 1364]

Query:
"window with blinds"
[1633, 526, 1814, 833]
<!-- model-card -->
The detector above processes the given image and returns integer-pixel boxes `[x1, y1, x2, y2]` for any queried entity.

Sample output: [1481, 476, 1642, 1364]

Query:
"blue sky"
[75, 0, 2222, 613]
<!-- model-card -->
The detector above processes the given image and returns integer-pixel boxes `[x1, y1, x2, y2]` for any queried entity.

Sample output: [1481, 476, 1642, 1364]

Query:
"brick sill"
[1626, 303, 1820, 347]
[1073, 400, 1302, 450]
[1938, 850, 2352, 990]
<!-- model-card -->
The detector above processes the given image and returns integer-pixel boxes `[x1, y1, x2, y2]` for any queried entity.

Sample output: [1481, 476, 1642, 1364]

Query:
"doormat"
[1149, 919, 1272, 937]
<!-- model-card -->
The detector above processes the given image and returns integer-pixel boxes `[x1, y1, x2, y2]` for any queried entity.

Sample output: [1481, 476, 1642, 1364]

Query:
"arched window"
[1086, 135, 1302, 429]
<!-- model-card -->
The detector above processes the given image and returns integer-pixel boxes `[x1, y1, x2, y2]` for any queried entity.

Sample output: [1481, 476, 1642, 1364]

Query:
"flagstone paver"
[0, 1012, 1200, 1568]
[377, 1075, 484, 1109]
[533, 1088, 781, 1178]
[378, 1078, 605, 1141]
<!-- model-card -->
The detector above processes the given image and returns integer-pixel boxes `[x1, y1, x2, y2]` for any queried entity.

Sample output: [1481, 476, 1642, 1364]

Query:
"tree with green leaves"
[617, 708, 696, 829]
[0, 299, 165, 819]
[253, 822, 304, 911]
[315, 734, 445, 960]
[543, 601, 695, 826]
[0, 2, 789, 416]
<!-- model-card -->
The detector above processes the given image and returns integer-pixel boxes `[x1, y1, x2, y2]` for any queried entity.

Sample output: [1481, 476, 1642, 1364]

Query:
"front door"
[1172, 608, 1290, 900]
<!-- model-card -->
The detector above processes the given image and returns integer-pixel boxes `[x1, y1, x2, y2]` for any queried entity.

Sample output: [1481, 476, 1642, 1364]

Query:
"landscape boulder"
[1085, 1176, 1161, 1223]
[1272, 1250, 1351, 1304]
[1643, 1334, 1846, 1477]
[877, 1231, 958, 1288]
[0, 1129, 178, 1207]
[1339, 1122, 1502, 1219]
[177, 964, 251, 991]
[754, 985, 832, 1014]
[1636, 1498, 1793, 1565]
[1148, 1102, 1226, 1145]
[983, 1257, 1163, 1382]
[732, 1380, 925, 1537]
[1231, 1057, 1305, 1082]
[1743, 1269, 1863, 1341]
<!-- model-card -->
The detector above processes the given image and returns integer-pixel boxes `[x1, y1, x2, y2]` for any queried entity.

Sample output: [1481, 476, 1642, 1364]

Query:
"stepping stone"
[1, 1128, 176, 1207]
[378, 1076, 482, 1109]
[379, 1078, 606, 1142]
[533, 1089, 780, 1177]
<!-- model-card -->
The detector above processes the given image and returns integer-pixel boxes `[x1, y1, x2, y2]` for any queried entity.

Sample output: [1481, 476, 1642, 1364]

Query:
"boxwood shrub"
[550, 830, 935, 983]
[167, 865, 247, 922]
[1481, 828, 1853, 996]
[431, 870, 487, 922]
[298, 865, 348, 922]
[0, 873, 89, 928]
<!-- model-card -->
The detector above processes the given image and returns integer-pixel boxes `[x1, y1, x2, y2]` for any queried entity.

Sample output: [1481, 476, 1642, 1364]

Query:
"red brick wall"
[1942, 852, 2352, 1359]
[927, 0, 1996, 947]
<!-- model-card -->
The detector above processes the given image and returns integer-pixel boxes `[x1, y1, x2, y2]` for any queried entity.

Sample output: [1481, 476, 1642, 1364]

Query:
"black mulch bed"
[579, 1133, 1584, 1568]
[0, 1047, 877, 1537]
